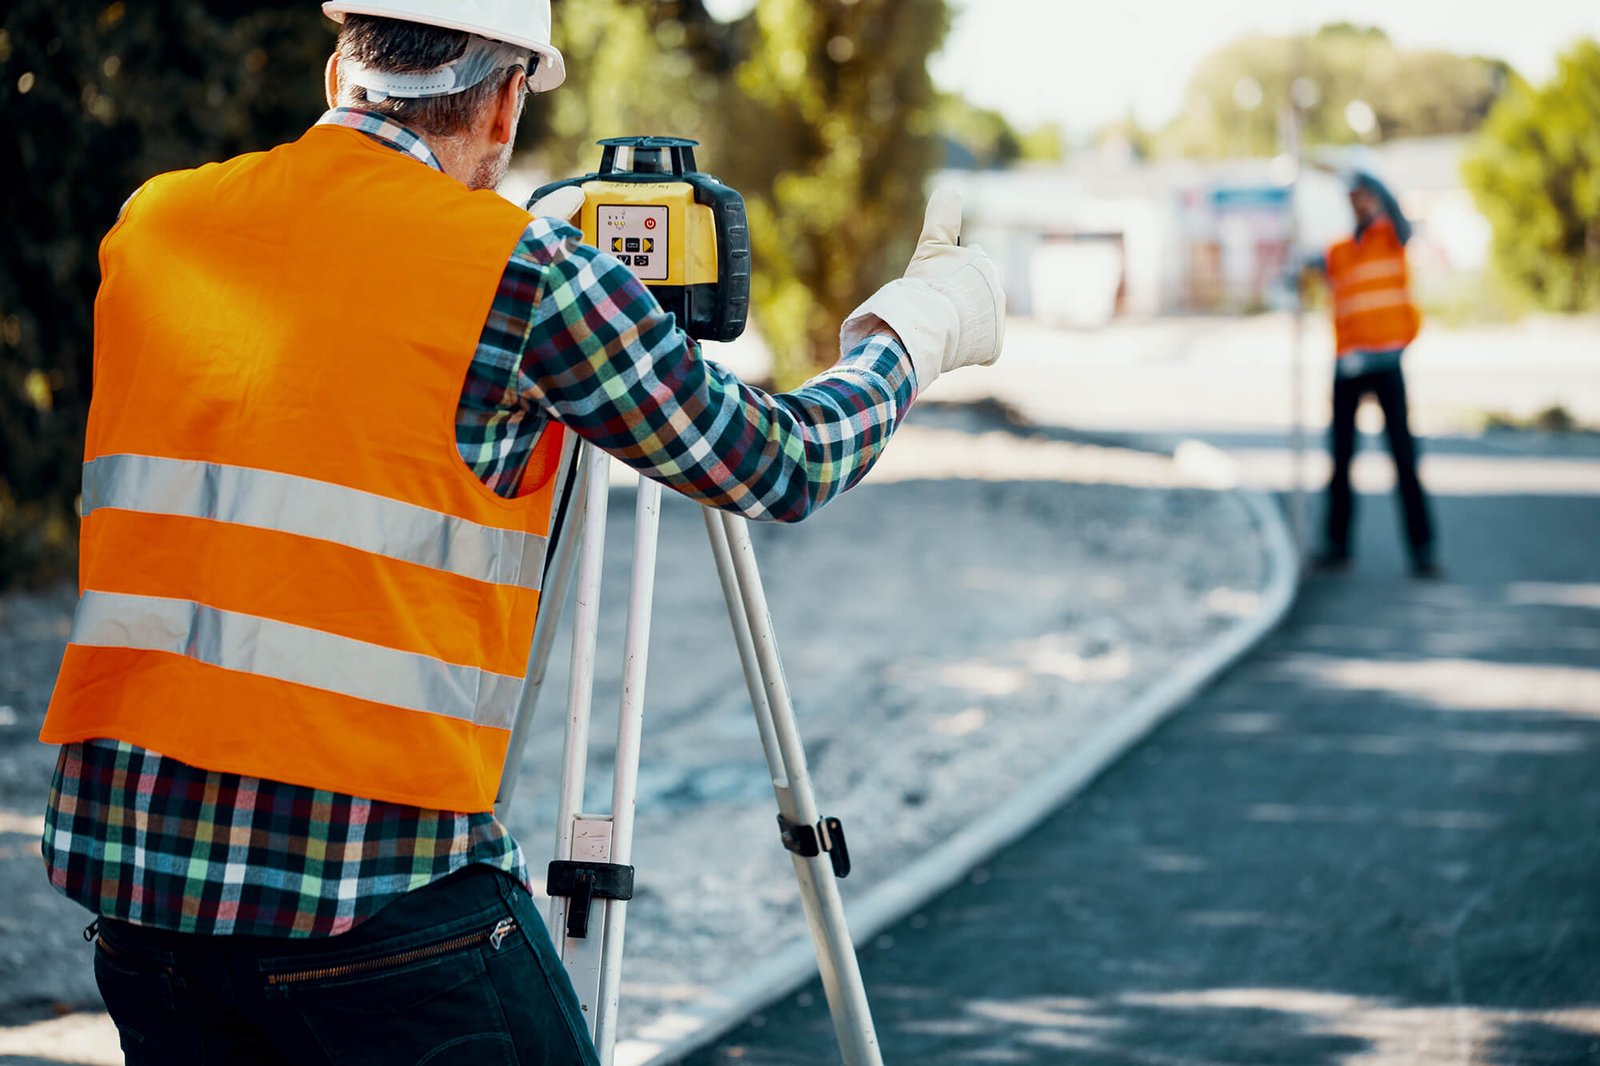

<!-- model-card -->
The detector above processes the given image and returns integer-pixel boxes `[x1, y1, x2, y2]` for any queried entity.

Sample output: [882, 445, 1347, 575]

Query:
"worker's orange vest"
[1326, 217, 1420, 357]
[41, 124, 567, 812]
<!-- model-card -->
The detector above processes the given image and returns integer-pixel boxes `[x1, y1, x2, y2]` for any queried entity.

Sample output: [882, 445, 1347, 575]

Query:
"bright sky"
[930, 0, 1600, 133]
[705, 0, 1600, 133]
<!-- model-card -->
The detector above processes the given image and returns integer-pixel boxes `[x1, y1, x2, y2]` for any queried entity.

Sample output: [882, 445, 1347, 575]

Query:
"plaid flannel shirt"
[43, 108, 916, 938]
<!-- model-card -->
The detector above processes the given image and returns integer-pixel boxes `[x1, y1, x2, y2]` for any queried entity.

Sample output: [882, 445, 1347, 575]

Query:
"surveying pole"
[1281, 86, 1311, 562]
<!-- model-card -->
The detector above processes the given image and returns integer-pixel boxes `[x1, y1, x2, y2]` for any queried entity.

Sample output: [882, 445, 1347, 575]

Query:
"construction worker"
[36, 2, 1005, 1062]
[1314, 169, 1437, 577]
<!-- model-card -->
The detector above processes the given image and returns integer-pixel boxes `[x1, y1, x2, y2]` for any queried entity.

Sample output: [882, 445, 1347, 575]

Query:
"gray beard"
[469, 147, 511, 192]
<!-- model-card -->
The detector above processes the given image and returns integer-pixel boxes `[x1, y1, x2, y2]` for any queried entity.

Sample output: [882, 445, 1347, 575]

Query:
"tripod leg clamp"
[547, 861, 636, 939]
[777, 814, 852, 878]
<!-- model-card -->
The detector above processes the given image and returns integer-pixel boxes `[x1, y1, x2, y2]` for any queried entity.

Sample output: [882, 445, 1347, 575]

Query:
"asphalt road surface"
[684, 439, 1600, 1064]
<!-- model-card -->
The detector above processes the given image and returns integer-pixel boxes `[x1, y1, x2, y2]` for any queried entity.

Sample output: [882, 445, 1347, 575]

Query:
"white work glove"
[529, 185, 585, 225]
[841, 189, 1005, 394]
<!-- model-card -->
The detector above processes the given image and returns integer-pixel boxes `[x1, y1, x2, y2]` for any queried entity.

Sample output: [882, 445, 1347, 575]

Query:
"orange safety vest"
[1326, 216, 1421, 358]
[41, 124, 567, 813]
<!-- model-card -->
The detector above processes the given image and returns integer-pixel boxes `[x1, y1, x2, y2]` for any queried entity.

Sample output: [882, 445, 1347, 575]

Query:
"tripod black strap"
[547, 860, 635, 939]
[777, 814, 851, 878]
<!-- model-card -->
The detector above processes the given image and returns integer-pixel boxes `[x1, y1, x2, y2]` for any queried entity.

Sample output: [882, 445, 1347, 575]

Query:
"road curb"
[618, 433, 1304, 1066]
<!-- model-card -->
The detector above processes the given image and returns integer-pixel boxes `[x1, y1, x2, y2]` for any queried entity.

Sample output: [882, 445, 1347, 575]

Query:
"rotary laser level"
[530, 137, 750, 342]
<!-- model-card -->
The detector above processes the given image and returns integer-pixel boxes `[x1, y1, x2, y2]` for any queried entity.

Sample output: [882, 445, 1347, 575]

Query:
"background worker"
[36, 2, 1005, 1062]
[1314, 168, 1438, 577]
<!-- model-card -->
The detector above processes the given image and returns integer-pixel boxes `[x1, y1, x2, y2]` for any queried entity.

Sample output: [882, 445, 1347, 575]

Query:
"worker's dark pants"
[91, 865, 599, 1066]
[1325, 363, 1434, 564]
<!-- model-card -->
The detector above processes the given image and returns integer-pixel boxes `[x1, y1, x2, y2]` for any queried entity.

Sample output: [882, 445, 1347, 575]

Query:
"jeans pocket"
[264, 919, 520, 1066]
[495, 875, 602, 1065]
[92, 923, 180, 1058]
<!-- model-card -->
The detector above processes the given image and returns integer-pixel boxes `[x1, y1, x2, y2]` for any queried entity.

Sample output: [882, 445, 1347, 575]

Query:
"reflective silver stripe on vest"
[70, 590, 524, 728]
[1338, 259, 1407, 286]
[82, 454, 545, 590]
[1334, 289, 1411, 319]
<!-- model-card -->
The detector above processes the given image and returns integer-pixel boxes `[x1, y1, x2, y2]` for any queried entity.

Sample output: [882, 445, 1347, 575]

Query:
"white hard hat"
[322, 0, 566, 92]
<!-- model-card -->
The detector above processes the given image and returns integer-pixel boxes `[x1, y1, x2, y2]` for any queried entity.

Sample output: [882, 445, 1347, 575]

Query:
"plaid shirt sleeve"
[487, 218, 917, 522]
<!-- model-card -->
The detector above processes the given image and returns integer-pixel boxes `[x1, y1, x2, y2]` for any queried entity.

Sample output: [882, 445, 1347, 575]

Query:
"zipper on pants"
[266, 917, 517, 987]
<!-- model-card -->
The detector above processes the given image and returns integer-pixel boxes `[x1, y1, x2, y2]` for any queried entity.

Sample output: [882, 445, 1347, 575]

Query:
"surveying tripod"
[494, 438, 884, 1066]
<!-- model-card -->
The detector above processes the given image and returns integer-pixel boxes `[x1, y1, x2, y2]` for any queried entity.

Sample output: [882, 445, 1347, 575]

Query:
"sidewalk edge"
[619, 444, 1302, 1066]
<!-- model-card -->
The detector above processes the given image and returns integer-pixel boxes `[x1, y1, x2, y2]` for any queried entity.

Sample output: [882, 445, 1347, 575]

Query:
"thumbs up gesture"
[841, 189, 1006, 394]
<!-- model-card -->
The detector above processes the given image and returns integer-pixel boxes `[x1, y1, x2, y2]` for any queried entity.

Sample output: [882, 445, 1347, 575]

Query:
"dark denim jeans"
[91, 865, 600, 1065]
[1325, 363, 1435, 564]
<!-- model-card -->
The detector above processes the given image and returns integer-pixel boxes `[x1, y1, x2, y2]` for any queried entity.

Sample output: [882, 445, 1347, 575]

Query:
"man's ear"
[324, 52, 340, 109]
[490, 67, 526, 146]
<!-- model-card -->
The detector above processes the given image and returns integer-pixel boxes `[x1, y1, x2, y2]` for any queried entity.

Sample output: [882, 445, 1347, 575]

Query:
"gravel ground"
[0, 401, 1271, 1061]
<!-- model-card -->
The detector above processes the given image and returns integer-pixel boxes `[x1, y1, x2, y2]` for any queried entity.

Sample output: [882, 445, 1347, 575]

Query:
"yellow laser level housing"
[579, 180, 717, 288]
[530, 137, 750, 342]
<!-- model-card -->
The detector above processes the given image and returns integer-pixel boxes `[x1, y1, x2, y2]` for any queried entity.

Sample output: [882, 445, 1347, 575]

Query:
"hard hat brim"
[322, 2, 566, 92]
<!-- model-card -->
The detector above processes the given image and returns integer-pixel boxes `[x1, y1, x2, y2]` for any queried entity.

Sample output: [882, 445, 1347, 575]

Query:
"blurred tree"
[529, 1, 741, 175]
[934, 92, 1021, 169]
[0, 2, 330, 587]
[1017, 121, 1066, 164]
[1464, 39, 1600, 312]
[1315, 22, 1389, 43]
[728, 0, 948, 387]
[1157, 24, 1509, 158]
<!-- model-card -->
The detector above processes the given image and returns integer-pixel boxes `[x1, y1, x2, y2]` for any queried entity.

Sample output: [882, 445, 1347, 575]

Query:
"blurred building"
[943, 135, 1491, 326]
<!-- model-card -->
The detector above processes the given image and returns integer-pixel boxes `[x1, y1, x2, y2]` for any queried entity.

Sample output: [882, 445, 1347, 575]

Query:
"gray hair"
[336, 14, 530, 138]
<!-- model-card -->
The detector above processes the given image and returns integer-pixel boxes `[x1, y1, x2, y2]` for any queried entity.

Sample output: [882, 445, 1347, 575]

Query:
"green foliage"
[733, 0, 948, 386]
[1016, 122, 1066, 164]
[527, 2, 742, 177]
[0, 2, 332, 587]
[1315, 23, 1389, 44]
[935, 92, 1020, 169]
[1155, 24, 1508, 158]
[1463, 40, 1600, 312]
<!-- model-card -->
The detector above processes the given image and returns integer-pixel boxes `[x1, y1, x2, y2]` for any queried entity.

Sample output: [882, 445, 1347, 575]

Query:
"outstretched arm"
[509, 218, 915, 523]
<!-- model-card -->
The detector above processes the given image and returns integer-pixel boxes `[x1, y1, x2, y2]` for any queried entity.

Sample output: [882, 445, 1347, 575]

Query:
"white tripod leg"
[496, 441, 589, 820]
[702, 509, 884, 1066]
[548, 451, 663, 1062]
[592, 475, 662, 1062]
[550, 443, 613, 1034]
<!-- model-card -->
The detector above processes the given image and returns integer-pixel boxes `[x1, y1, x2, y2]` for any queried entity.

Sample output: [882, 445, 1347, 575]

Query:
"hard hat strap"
[344, 38, 530, 102]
